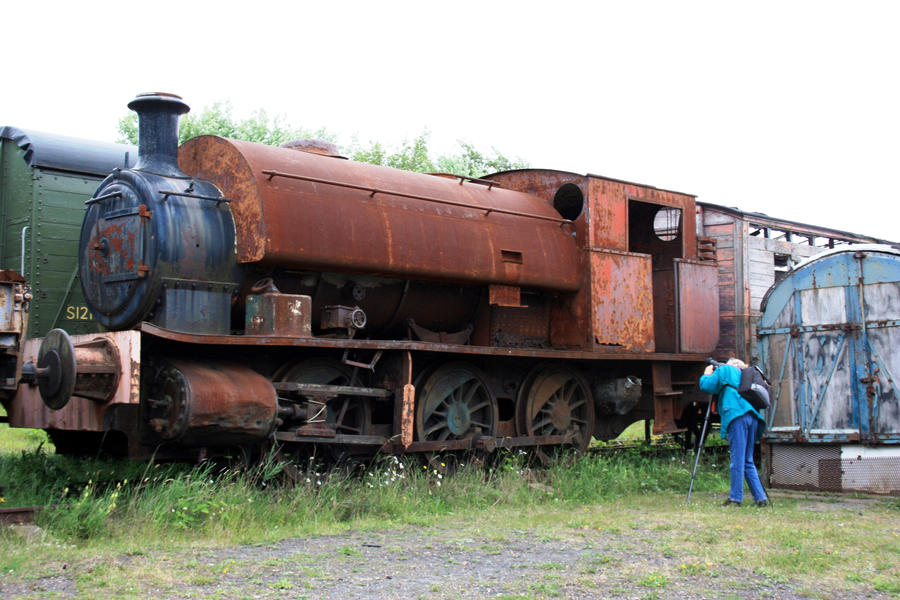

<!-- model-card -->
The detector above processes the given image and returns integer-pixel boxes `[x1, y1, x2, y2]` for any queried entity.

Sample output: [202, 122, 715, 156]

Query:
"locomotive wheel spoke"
[533, 416, 553, 430]
[415, 362, 498, 442]
[517, 366, 596, 451]
[468, 400, 490, 413]
[425, 422, 447, 436]
[462, 383, 481, 405]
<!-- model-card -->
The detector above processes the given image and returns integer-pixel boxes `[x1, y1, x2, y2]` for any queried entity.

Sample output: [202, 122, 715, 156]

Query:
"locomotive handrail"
[20, 225, 29, 275]
[85, 191, 122, 205]
[158, 190, 230, 204]
[453, 174, 502, 188]
[261, 169, 572, 226]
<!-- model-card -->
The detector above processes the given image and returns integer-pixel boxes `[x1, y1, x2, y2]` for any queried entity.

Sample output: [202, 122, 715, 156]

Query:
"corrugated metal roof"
[0, 126, 136, 176]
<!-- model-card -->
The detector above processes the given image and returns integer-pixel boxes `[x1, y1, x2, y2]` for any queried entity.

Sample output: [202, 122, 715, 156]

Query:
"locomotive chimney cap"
[127, 92, 190, 114]
[127, 92, 190, 177]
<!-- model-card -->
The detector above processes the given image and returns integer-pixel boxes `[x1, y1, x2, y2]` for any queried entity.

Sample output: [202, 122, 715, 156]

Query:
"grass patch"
[0, 405, 51, 456]
[0, 444, 896, 598]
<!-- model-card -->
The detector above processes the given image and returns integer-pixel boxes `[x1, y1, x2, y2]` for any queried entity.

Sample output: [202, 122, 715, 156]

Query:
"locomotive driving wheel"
[415, 362, 498, 442]
[275, 358, 372, 435]
[516, 366, 595, 451]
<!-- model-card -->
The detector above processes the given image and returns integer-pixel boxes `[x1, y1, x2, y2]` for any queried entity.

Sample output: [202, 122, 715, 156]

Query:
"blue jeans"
[727, 412, 767, 503]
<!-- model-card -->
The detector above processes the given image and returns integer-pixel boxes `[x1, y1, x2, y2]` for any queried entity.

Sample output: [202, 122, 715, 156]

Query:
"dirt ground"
[4, 505, 893, 600]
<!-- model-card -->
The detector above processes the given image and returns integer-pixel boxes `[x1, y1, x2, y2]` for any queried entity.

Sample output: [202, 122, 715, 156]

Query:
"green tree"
[434, 142, 529, 178]
[118, 101, 332, 147]
[118, 103, 528, 178]
[349, 132, 435, 173]
[349, 132, 529, 178]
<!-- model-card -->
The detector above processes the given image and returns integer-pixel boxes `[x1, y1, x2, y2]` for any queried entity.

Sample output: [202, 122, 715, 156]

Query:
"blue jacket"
[699, 364, 766, 440]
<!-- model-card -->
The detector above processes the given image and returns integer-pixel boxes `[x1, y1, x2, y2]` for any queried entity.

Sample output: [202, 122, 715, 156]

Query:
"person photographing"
[700, 358, 769, 506]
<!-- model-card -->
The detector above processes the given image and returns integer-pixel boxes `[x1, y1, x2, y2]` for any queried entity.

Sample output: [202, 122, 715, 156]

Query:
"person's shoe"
[755, 499, 770, 507]
[722, 499, 741, 506]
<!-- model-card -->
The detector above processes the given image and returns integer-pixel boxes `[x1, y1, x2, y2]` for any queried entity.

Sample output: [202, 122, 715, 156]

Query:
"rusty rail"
[261, 170, 572, 225]
[0, 506, 41, 525]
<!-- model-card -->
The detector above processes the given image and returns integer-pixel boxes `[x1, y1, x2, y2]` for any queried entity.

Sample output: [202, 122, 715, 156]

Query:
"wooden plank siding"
[698, 202, 889, 364]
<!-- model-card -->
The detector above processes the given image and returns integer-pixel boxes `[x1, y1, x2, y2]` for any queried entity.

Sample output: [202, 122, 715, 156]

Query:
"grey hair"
[726, 357, 747, 369]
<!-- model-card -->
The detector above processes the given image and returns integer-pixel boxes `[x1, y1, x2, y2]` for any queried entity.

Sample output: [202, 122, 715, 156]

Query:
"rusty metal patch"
[590, 250, 654, 351]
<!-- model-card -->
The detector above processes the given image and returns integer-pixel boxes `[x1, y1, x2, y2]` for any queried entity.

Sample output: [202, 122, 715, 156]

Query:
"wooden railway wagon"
[695, 203, 893, 364]
[4, 93, 720, 459]
[0, 127, 136, 339]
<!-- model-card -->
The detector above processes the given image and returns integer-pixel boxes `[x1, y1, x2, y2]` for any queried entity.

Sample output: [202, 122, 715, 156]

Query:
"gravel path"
[4, 521, 889, 599]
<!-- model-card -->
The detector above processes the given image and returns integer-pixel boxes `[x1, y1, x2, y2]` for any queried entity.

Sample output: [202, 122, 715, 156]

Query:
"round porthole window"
[653, 207, 681, 241]
[553, 183, 584, 221]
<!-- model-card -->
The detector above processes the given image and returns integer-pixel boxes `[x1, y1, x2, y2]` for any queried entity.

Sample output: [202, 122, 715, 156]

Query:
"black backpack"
[729, 365, 771, 411]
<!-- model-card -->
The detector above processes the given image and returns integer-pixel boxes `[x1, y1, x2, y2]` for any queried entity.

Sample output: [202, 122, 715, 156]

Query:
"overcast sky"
[4, 1, 898, 241]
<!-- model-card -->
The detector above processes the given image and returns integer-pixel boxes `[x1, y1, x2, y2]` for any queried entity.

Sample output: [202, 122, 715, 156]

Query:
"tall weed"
[2, 445, 728, 546]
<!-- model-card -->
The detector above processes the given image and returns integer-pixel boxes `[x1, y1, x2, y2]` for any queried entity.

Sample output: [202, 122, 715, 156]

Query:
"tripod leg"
[686, 398, 714, 504]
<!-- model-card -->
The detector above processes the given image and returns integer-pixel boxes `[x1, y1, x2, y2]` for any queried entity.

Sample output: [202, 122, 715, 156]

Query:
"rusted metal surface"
[516, 366, 595, 451]
[145, 359, 277, 446]
[280, 138, 343, 156]
[139, 322, 708, 362]
[488, 284, 522, 307]
[588, 177, 697, 259]
[321, 305, 367, 334]
[415, 363, 498, 442]
[274, 358, 373, 439]
[650, 362, 686, 435]
[590, 250, 654, 351]
[401, 384, 415, 448]
[0, 506, 41, 525]
[262, 169, 567, 224]
[178, 136, 580, 292]
[270, 432, 574, 452]
[245, 291, 312, 337]
[29, 330, 121, 409]
[391, 433, 572, 453]
[490, 298, 551, 348]
[676, 259, 720, 353]
[273, 382, 391, 397]
[0, 276, 29, 336]
[8, 330, 140, 431]
[397, 351, 414, 448]
[697, 236, 717, 261]
[0, 275, 29, 397]
[407, 319, 472, 344]
[274, 431, 386, 445]
[0, 270, 27, 283]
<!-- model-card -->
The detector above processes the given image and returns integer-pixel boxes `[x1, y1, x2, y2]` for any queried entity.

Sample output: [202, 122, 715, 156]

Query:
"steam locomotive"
[4, 93, 719, 459]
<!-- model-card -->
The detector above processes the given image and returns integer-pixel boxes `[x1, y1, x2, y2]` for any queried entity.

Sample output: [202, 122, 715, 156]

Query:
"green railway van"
[0, 127, 136, 338]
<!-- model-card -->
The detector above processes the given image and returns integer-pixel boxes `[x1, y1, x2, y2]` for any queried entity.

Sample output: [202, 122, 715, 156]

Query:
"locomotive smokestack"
[127, 92, 189, 177]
